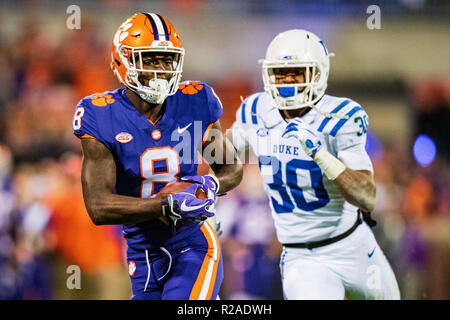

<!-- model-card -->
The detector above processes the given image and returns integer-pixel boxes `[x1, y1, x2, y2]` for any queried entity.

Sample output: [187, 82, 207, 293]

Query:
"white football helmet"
[260, 29, 333, 110]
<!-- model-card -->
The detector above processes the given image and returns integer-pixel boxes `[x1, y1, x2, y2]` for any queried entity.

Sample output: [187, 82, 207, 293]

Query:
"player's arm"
[318, 162, 376, 212]
[283, 118, 376, 212]
[200, 120, 243, 194]
[81, 137, 164, 225]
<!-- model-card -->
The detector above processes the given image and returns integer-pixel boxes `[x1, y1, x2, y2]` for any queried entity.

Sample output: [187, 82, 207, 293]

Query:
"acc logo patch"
[91, 94, 115, 107]
[179, 82, 203, 95]
[115, 132, 133, 143]
[128, 260, 136, 277]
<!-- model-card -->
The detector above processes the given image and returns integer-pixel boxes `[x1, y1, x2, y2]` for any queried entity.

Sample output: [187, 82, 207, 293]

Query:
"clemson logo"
[128, 260, 136, 277]
[115, 132, 133, 143]
[91, 94, 115, 107]
[151, 129, 162, 140]
[179, 82, 204, 95]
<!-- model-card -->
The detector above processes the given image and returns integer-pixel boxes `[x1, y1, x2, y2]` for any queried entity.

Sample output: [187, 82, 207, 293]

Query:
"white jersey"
[232, 92, 373, 244]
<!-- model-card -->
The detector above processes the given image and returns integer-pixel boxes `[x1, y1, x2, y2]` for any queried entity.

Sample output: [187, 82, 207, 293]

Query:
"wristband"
[313, 148, 346, 180]
[206, 174, 220, 193]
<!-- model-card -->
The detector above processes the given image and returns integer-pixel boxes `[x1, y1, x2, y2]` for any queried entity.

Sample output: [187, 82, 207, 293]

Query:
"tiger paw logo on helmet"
[91, 94, 115, 107]
[179, 82, 203, 95]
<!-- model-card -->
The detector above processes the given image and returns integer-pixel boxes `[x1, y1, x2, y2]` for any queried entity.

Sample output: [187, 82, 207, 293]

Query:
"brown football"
[157, 181, 207, 199]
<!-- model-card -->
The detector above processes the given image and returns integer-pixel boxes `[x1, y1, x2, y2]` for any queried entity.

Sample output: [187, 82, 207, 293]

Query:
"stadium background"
[0, 0, 448, 300]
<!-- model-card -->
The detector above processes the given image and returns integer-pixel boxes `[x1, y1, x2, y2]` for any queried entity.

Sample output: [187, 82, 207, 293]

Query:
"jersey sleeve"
[204, 84, 223, 124]
[230, 92, 267, 152]
[72, 98, 112, 150]
[199, 83, 224, 144]
[333, 108, 373, 173]
[72, 102, 99, 140]
[230, 101, 250, 152]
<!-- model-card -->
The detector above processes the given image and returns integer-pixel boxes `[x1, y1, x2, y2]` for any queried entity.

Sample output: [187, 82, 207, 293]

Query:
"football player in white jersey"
[229, 29, 400, 300]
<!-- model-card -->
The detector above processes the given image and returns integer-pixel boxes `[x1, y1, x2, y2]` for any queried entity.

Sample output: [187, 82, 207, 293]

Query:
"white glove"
[282, 119, 322, 157]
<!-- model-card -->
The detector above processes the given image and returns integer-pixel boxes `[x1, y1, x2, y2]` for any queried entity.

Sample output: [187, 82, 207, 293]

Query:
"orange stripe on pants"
[189, 221, 220, 300]
[205, 221, 220, 299]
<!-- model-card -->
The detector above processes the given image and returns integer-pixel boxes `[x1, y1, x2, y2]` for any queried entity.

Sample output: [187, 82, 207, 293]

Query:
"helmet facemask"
[261, 60, 327, 110]
[117, 45, 185, 104]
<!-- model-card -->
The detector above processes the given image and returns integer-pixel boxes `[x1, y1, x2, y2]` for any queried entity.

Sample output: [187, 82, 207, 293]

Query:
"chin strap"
[311, 104, 349, 120]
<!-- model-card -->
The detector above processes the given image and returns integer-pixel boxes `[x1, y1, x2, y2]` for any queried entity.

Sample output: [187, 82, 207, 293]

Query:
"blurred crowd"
[0, 14, 449, 300]
[0, 17, 133, 299]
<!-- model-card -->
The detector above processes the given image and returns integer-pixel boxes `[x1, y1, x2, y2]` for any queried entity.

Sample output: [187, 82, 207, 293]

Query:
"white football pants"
[280, 222, 400, 300]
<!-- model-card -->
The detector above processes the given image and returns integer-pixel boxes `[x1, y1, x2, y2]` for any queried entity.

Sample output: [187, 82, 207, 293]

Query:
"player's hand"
[180, 175, 219, 203]
[161, 183, 215, 226]
[282, 119, 322, 157]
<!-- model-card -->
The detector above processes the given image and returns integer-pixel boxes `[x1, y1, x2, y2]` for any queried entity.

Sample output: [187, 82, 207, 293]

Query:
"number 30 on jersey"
[259, 156, 330, 213]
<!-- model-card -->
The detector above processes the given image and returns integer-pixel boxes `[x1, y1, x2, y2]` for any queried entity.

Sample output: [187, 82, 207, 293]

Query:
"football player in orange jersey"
[72, 13, 242, 299]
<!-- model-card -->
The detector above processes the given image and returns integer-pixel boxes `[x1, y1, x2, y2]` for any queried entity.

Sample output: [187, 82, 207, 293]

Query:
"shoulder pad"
[316, 96, 368, 136]
[80, 90, 119, 108]
[236, 92, 283, 129]
[178, 80, 206, 95]
[177, 81, 223, 124]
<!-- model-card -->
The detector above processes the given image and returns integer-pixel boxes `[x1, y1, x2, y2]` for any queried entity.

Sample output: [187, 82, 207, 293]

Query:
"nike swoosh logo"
[180, 199, 207, 212]
[368, 247, 376, 258]
[177, 123, 192, 134]
[180, 248, 191, 254]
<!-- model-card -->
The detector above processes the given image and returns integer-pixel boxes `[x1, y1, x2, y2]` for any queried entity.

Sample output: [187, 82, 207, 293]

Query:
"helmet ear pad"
[260, 29, 331, 110]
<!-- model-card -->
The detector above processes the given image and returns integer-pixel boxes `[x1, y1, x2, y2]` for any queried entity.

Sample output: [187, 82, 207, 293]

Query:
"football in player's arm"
[81, 119, 241, 226]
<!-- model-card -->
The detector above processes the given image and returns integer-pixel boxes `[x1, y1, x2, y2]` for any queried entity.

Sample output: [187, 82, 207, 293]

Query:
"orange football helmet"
[111, 13, 185, 104]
